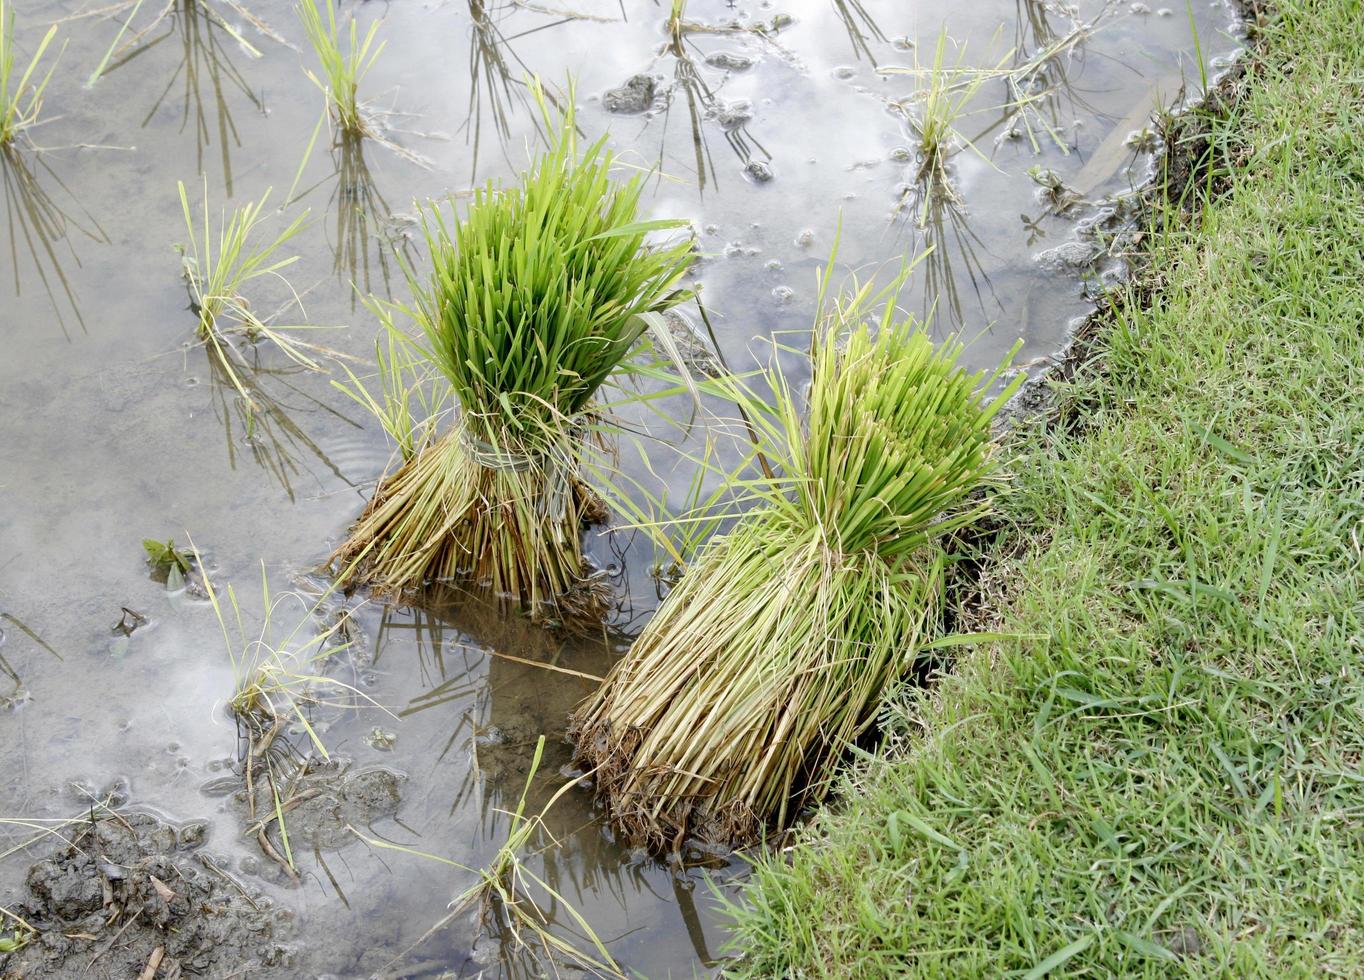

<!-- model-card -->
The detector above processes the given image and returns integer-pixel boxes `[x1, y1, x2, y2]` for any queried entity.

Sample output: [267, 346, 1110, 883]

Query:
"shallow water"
[1, 0, 1242, 975]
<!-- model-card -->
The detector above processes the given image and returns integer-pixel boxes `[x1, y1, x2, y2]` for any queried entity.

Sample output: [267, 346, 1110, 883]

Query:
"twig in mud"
[197, 854, 260, 911]
[243, 787, 322, 837]
[85, 909, 141, 970]
[137, 945, 165, 980]
[487, 650, 603, 682]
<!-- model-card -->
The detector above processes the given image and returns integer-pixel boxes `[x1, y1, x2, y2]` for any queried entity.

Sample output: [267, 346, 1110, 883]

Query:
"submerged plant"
[0, 0, 60, 148]
[332, 90, 693, 615]
[571, 262, 1023, 849]
[297, 0, 383, 138]
[177, 179, 332, 406]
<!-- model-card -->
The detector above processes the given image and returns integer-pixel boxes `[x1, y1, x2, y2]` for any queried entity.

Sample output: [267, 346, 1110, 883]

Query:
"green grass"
[725, 1, 1364, 975]
[0, 0, 59, 148]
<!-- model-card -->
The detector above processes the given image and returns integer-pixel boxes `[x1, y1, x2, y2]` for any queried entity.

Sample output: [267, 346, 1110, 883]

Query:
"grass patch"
[724, 2, 1364, 974]
[572, 262, 1019, 850]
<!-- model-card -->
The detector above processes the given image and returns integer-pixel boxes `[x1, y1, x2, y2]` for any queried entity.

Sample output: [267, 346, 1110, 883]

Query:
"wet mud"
[1, 811, 293, 980]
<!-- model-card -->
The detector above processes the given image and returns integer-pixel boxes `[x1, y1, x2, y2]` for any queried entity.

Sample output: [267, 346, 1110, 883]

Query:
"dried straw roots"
[571, 514, 940, 850]
[332, 428, 609, 614]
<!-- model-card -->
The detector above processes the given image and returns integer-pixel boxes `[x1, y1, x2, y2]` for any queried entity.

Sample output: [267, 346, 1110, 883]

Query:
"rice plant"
[331, 89, 693, 616]
[297, 0, 383, 138]
[570, 263, 1023, 850]
[200, 551, 385, 880]
[353, 736, 621, 975]
[0, 0, 60, 148]
[177, 178, 333, 407]
[884, 30, 1007, 212]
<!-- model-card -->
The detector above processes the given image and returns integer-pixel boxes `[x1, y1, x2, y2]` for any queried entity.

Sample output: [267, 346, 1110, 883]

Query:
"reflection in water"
[0, 145, 107, 338]
[897, 183, 999, 328]
[654, 2, 772, 194]
[370, 589, 735, 975]
[831, 0, 886, 65]
[205, 355, 361, 502]
[292, 132, 414, 303]
[463, 0, 532, 183]
[100, 0, 269, 195]
[1000, 0, 1108, 156]
[460, 0, 597, 183]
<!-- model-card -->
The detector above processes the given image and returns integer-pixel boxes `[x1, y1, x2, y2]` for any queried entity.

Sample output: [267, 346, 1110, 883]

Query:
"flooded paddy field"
[2, 0, 1243, 975]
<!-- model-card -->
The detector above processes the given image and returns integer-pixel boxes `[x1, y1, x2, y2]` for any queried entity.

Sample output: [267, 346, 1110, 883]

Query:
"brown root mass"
[331, 428, 611, 622]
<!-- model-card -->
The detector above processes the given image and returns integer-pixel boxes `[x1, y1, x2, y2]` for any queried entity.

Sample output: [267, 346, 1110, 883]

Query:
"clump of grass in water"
[177, 178, 338, 408]
[885, 30, 1006, 218]
[571, 261, 1023, 850]
[332, 89, 693, 616]
[352, 735, 622, 976]
[0, 0, 60, 148]
[296, 0, 382, 138]
[199, 549, 384, 882]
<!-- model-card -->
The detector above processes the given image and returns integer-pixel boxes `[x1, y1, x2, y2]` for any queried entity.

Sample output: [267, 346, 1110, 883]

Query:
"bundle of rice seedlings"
[332, 94, 693, 615]
[571, 271, 1022, 850]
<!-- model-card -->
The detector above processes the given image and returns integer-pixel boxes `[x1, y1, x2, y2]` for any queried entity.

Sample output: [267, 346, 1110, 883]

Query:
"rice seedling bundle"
[333, 102, 693, 614]
[571, 287, 1021, 849]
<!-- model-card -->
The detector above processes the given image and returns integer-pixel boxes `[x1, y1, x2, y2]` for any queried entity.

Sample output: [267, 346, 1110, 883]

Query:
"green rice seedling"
[352, 735, 622, 976]
[297, 0, 383, 138]
[884, 30, 1009, 214]
[200, 554, 373, 751]
[0, 0, 60, 148]
[331, 89, 693, 616]
[571, 261, 1023, 850]
[200, 549, 387, 879]
[177, 178, 335, 407]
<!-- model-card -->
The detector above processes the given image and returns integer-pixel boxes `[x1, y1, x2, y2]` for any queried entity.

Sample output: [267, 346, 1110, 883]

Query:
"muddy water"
[1, 0, 1241, 975]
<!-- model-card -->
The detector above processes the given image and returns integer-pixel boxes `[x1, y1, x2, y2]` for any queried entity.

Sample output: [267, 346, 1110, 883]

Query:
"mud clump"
[602, 74, 657, 114]
[0, 811, 293, 979]
[254, 763, 405, 852]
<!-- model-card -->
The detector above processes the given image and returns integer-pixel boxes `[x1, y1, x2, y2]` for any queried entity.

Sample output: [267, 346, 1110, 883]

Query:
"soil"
[0, 811, 294, 980]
